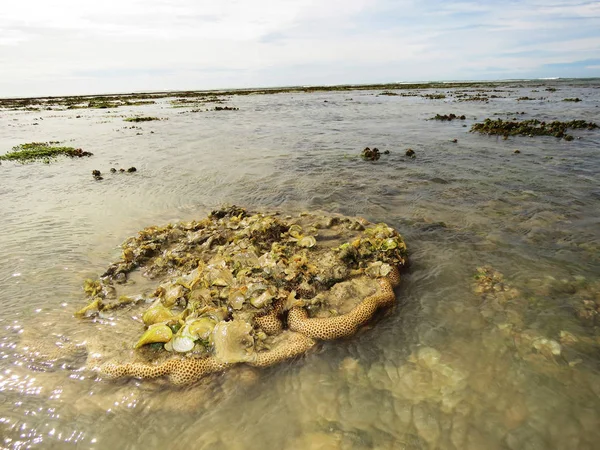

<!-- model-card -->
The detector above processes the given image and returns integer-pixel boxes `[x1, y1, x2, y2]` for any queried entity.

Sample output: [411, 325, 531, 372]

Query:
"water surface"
[1, 80, 600, 449]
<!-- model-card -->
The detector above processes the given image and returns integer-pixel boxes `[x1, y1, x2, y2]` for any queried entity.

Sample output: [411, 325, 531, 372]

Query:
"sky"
[1, 0, 599, 97]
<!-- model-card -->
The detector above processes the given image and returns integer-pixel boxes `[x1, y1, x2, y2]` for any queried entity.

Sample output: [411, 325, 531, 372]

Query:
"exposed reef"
[429, 114, 466, 121]
[0, 80, 587, 111]
[0, 142, 92, 163]
[470, 118, 598, 141]
[361, 147, 382, 161]
[423, 93, 446, 100]
[67, 207, 407, 385]
[124, 116, 163, 122]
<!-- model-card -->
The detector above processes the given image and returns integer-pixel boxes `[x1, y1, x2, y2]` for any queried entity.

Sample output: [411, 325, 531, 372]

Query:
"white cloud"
[1, 0, 599, 96]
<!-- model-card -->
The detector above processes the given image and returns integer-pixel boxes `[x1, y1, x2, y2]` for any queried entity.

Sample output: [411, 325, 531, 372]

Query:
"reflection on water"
[1, 80, 600, 449]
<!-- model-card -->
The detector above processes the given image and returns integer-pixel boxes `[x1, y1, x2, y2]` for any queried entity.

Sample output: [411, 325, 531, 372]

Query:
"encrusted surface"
[71, 207, 408, 384]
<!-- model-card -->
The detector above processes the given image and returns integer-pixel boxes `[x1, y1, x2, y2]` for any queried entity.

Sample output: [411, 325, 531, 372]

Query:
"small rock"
[127, 167, 137, 173]
[361, 147, 380, 161]
[514, 149, 521, 154]
[383, 149, 390, 154]
[110, 168, 117, 173]
[92, 170, 102, 180]
[451, 138, 457, 143]
[405, 148, 415, 157]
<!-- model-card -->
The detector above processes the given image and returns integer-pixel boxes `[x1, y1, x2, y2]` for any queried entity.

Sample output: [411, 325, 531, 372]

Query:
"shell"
[142, 299, 174, 326]
[172, 335, 195, 353]
[297, 236, 317, 248]
[288, 224, 303, 238]
[188, 317, 216, 340]
[170, 316, 217, 353]
[161, 284, 185, 307]
[134, 324, 173, 349]
[228, 290, 245, 310]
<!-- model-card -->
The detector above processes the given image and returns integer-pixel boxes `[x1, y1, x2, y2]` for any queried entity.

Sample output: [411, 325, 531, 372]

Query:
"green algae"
[470, 118, 598, 141]
[563, 98, 582, 102]
[0, 142, 93, 163]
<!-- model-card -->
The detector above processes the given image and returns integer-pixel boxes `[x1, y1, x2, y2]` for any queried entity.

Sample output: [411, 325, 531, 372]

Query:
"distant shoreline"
[2, 78, 599, 103]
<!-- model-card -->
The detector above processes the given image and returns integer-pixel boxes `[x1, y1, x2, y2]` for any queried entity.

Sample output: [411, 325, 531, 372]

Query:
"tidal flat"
[0, 79, 600, 449]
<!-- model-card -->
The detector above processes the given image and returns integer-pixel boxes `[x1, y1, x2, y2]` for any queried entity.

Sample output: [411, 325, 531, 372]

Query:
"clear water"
[1, 81, 600, 449]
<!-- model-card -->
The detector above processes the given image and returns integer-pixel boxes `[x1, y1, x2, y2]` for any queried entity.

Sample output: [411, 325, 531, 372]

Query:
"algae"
[423, 93, 446, 100]
[0, 142, 93, 163]
[470, 118, 598, 140]
[77, 207, 407, 361]
[429, 114, 466, 121]
[124, 116, 162, 122]
[0, 80, 589, 111]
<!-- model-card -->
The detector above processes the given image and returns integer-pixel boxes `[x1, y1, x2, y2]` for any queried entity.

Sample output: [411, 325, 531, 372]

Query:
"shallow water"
[1, 80, 600, 449]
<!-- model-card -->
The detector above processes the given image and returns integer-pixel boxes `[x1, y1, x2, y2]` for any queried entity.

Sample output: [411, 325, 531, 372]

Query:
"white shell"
[172, 335, 195, 353]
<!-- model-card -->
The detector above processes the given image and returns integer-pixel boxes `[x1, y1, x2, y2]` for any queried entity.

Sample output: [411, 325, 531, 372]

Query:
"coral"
[73, 208, 407, 385]
[288, 271, 399, 340]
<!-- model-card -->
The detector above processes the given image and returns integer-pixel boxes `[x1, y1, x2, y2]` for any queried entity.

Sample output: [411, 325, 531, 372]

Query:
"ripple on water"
[1, 81, 600, 449]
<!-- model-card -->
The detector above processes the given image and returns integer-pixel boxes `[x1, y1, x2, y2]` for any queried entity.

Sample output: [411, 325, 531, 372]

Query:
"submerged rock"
[361, 146, 381, 161]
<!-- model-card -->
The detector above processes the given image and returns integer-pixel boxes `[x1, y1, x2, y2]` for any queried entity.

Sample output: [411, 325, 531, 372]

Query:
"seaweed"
[124, 116, 162, 122]
[429, 114, 466, 121]
[0, 142, 93, 163]
[423, 93, 446, 100]
[470, 118, 598, 141]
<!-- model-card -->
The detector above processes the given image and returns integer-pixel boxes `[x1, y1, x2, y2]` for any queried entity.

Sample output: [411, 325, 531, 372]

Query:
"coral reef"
[70, 207, 407, 384]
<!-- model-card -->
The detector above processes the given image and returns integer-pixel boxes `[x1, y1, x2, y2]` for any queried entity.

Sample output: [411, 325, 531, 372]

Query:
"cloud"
[1, 0, 599, 96]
